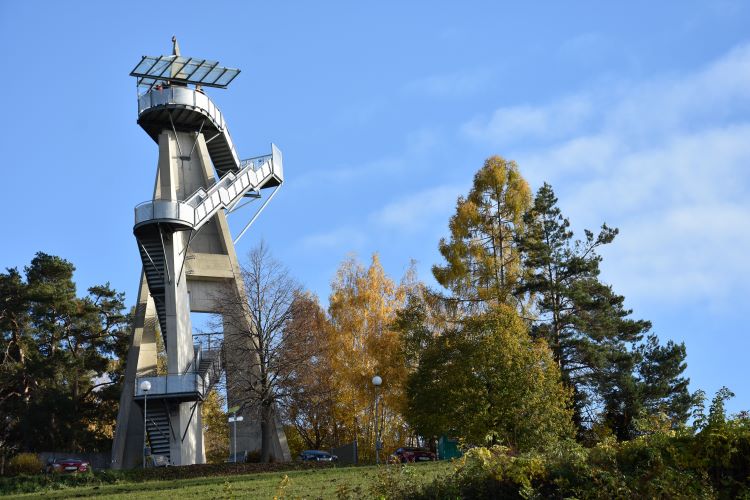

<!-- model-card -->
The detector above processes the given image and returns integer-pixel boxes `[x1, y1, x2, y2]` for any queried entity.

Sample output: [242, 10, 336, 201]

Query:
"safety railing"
[136, 85, 240, 171]
[133, 146, 282, 232]
[239, 153, 272, 171]
[134, 200, 196, 228]
[138, 86, 225, 131]
[134, 372, 210, 399]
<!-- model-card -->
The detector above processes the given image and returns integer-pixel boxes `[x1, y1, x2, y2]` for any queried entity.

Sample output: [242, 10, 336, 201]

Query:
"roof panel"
[130, 55, 240, 89]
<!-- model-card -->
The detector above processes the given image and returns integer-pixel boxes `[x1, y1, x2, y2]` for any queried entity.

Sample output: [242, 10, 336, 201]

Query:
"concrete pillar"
[110, 275, 158, 469]
[113, 128, 289, 468]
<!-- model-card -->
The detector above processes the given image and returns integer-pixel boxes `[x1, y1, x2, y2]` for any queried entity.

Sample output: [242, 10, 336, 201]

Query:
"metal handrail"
[134, 373, 203, 397]
[138, 86, 226, 131]
[134, 199, 196, 227]
[137, 85, 241, 172]
[132, 151, 280, 231]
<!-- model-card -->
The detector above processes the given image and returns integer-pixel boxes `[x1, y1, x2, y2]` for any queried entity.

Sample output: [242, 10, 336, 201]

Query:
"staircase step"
[144, 404, 172, 463]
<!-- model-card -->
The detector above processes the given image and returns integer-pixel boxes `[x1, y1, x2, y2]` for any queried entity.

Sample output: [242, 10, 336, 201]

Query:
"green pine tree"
[519, 183, 694, 439]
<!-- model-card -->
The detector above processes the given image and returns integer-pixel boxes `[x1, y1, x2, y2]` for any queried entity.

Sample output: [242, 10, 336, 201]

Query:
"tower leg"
[113, 129, 290, 468]
[186, 132, 291, 462]
[111, 274, 158, 469]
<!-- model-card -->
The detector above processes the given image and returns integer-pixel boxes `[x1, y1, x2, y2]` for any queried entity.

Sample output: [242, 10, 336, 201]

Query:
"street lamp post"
[372, 375, 382, 465]
[140, 380, 151, 469]
[228, 412, 244, 462]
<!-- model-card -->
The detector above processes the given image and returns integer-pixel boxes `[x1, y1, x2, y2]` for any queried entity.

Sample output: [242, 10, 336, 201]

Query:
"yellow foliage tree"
[327, 254, 416, 461]
[202, 389, 229, 463]
[433, 156, 531, 311]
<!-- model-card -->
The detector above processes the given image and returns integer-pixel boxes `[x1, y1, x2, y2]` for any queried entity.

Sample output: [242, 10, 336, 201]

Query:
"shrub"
[403, 423, 750, 500]
[370, 464, 423, 499]
[7, 453, 42, 476]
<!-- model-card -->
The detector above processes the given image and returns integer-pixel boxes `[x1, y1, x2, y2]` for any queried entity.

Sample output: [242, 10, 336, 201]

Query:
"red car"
[46, 457, 90, 473]
[388, 447, 437, 463]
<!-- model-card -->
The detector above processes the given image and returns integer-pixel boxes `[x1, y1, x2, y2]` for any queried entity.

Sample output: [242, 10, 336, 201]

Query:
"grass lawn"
[6, 461, 453, 499]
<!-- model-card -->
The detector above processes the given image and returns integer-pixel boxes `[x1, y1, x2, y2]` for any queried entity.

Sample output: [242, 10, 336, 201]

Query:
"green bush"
[375, 420, 750, 500]
[7, 453, 42, 476]
[371, 463, 423, 498]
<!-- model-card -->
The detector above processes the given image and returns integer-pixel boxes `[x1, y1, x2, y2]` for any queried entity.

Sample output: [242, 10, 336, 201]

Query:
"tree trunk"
[260, 402, 273, 462]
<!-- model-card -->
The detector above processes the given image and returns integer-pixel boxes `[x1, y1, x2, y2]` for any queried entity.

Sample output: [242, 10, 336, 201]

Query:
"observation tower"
[111, 39, 290, 468]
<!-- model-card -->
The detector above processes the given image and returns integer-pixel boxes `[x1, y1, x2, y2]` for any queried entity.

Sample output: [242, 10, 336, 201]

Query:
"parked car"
[298, 450, 338, 462]
[388, 447, 437, 463]
[46, 457, 90, 474]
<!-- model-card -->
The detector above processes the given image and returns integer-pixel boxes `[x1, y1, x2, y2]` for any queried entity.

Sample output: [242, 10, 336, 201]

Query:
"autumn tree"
[433, 156, 531, 310]
[202, 389, 229, 463]
[405, 304, 574, 451]
[219, 242, 316, 462]
[401, 160, 571, 450]
[327, 254, 414, 461]
[280, 292, 336, 451]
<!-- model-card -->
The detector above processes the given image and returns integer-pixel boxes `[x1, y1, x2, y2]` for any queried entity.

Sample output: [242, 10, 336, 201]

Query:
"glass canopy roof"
[130, 55, 241, 89]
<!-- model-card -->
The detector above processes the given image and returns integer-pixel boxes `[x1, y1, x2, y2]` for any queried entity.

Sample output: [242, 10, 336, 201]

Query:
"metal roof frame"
[130, 55, 240, 90]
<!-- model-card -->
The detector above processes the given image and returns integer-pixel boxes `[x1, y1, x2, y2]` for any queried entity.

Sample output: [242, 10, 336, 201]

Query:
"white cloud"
[602, 44, 750, 143]
[294, 156, 403, 189]
[403, 68, 493, 98]
[464, 43, 750, 148]
[465, 42, 750, 307]
[372, 185, 466, 233]
[530, 124, 750, 223]
[461, 95, 594, 145]
[604, 202, 750, 307]
[301, 183, 464, 252]
[301, 227, 367, 251]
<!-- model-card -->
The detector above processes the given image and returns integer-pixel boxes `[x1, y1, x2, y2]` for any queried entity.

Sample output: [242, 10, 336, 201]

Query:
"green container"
[438, 436, 461, 460]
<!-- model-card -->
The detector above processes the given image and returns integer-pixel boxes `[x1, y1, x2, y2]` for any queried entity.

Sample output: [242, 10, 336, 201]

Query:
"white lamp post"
[140, 380, 151, 469]
[372, 375, 382, 465]
[228, 413, 244, 462]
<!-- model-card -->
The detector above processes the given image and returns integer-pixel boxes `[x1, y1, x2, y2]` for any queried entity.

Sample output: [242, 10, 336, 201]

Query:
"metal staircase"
[133, 147, 281, 346]
[206, 130, 240, 177]
[135, 226, 168, 347]
[197, 347, 222, 383]
[137, 344, 224, 467]
[183, 149, 282, 231]
[144, 403, 172, 462]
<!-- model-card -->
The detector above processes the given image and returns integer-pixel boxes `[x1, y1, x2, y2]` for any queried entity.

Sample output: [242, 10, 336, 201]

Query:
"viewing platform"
[136, 85, 241, 177]
[134, 373, 210, 403]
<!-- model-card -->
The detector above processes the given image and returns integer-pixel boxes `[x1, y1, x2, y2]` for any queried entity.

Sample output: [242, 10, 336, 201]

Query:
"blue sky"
[1, 1, 748, 413]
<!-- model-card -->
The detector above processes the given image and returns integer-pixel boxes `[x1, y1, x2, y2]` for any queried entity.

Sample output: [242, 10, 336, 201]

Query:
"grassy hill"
[5, 461, 452, 499]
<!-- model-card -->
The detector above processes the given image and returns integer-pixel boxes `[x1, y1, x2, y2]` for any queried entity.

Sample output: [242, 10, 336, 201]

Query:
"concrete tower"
[111, 40, 290, 468]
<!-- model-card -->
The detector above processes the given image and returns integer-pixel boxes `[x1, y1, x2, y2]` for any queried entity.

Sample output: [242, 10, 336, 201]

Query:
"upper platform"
[137, 85, 241, 177]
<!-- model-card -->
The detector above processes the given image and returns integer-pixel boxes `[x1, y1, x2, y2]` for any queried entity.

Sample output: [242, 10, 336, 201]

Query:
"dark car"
[298, 450, 338, 462]
[46, 457, 90, 474]
[389, 447, 437, 463]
